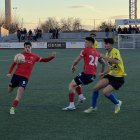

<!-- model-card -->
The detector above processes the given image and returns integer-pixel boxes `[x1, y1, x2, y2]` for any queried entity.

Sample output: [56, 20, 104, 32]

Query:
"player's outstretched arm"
[40, 52, 56, 62]
[52, 52, 56, 57]
[98, 58, 106, 73]
[100, 54, 119, 64]
[71, 56, 82, 73]
[7, 62, 17, 78]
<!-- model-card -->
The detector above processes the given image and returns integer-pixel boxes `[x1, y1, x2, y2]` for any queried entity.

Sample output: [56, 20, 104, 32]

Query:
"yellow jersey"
[93, 40, 98, 49]
[106, 48, 127, 77]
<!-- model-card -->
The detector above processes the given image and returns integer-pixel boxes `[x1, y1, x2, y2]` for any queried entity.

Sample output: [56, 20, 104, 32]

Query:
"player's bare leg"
[94, 78, 109, 92]
[10, 87, 24, 114]
[103, 85, 122, 114]
[103, 84, 114, 97]
[75, 85, 86, 106]
[84, 78, 109, 113]
[62, 80, 77, 110]
[15, 87, 24, 101]
[8, 86, 14, 93]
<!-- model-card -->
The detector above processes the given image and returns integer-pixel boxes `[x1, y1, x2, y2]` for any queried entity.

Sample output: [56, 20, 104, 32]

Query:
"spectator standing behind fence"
[128, 26, 132, 34]
[132, 26, 135, 34]
[118, 26, 122, 34]
[124, 27, 128, 34]
[20, 29, 24, 38]
[38, 29, 42, 38]
[112, 26, 116, 38]
[55, 28, 59, 39]
[23, 28, 27, 40]
[135, 26, 139, 34]
[17, 31, 21, 42]
[29, 29, 32, 37]
[105, 27, 109, 38]
[36, 28, 39, 39]
[53, 28, 56, 39]
[49, 28, 53, 39]
[33, 29, 37, 41]
[20, 29, 25, 41]
[26, 33, 30, 42]
[17, 28, 20, 40]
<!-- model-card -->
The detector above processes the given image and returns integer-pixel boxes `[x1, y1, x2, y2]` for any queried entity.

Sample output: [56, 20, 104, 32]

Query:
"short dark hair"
[24, 42, 32, 47]
[90, 33, 96, 37]
[85, 37, 95, 44]
[104, 38, 114, 44]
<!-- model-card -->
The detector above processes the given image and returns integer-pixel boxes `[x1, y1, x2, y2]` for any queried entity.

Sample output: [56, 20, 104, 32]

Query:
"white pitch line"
[0, 55, 14, 58]
[0, 59, 13, 61]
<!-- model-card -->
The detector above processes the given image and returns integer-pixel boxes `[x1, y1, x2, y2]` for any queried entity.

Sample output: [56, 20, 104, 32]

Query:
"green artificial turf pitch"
[0, 49, 140, 140]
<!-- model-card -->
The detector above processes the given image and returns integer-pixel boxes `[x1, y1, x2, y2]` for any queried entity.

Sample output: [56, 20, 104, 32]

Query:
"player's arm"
[7, 62, 17, 78]
[99, 67, 110, 80]
[40, 52, 56, 62]
[71, 56, 82, 73]
[100, 54, 119, 64]
[98, 58, 106, 73]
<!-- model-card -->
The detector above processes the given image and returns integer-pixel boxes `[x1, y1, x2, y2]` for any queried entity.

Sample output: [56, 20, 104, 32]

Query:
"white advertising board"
[115, 19, 140, 25]
[0, 42, 104, 49]
[32, 42, 47, 48]
[66, 42, 104, 49]
[0, 42, 47, 49]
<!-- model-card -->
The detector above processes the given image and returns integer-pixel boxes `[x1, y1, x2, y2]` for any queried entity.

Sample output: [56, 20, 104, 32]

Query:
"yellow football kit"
[106, 48, 127, 77]
[93, 40, 98, 49]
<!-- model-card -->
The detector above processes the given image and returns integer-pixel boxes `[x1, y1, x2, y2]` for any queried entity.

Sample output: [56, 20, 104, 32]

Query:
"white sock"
[70, 102, 75, 107]
[79, 94, 84, 99]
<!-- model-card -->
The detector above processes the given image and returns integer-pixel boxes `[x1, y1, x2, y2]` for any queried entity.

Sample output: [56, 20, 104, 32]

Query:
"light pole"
[13, 7, 17, 18]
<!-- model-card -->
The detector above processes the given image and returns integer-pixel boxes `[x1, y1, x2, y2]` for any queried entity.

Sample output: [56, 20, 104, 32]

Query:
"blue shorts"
[74, 72, 96, 85]
[9, 74, 28, 89]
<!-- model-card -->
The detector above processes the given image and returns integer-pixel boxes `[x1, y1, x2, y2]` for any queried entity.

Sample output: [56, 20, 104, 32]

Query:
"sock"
[92, 91, 99, 108]
[12, 100, 19, 108]
[70, 102, 74, 107]
[76, 87, 84, 99]
[107, 93, 119, 104]
[69, 93, 75, 107]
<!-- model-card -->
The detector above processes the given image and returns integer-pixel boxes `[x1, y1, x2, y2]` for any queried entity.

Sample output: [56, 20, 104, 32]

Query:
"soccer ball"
[14, 54, 25, 64]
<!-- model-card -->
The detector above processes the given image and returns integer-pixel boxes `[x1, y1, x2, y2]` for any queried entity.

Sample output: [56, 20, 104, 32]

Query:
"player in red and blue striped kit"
[7, 42, 56, 114]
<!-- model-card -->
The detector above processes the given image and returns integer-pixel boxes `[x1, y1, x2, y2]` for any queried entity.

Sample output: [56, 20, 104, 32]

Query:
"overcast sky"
[0, 0, 139, 30]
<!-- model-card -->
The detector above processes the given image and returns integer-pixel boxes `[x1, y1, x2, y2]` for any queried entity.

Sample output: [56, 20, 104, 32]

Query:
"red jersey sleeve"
[34, 55, 42, 62]
[40, 56, 54, 62]
[8, 62, 17, 74]
[79, 49, 86, 58]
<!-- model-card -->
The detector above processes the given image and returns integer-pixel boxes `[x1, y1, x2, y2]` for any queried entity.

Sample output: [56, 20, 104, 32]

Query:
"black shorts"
[9, 74, 28, 89]
[103, 74, 124, 90]
[74, 72, 96, 85]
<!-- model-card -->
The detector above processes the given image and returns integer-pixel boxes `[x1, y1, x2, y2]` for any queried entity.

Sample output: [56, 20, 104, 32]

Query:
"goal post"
[118, 34, 140, 49]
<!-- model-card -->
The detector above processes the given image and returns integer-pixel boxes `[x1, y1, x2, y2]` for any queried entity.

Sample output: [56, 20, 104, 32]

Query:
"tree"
[41, 17, 59, 33]
[97, 20, 116, 32]
[0, 10, 20, 34]
[60, 17, 82, 32]
[72, 18, 82, 32]
[40, 17, 82, 33]
[0, 10, 5, 27]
